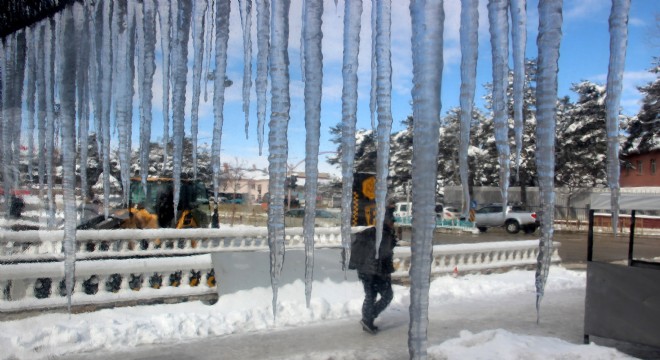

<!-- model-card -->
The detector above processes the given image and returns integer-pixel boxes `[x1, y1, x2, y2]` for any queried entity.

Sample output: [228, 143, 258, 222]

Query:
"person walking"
[349, 205, 398, 334]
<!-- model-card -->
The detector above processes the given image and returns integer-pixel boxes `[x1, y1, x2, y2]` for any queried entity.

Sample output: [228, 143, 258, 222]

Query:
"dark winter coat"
[348, 226, 397, 276]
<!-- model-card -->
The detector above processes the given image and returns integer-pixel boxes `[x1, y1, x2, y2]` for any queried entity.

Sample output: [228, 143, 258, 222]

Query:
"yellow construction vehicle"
[79, 178, 213, 230]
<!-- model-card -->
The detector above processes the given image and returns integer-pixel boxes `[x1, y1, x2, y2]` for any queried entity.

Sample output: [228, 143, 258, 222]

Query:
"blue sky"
[137, 0, 659, 176]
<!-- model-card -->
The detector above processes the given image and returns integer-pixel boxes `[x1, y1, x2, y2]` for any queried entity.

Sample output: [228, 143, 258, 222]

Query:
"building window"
[652, 159, 657, 175]
[637, 160, 643, 175]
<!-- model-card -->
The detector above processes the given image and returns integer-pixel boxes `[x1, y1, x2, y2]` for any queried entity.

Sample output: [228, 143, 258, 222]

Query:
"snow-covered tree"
[624, 59, 660, 153]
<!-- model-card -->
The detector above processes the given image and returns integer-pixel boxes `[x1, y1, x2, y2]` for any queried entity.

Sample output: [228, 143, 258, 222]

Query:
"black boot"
[360, 319, 378, 334]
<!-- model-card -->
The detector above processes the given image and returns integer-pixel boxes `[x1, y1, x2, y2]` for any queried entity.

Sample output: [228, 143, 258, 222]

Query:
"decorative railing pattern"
[392, 240, 562, 279]
[0, 254, 216, 313]
[395, 216, 479, 233]
[0, 227, 368, 262]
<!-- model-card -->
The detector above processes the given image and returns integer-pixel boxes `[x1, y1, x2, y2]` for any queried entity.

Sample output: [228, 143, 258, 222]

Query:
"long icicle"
[158, 0, 172, 174]
[534, 0, 562, 324]
[139, 0, 158, 194]
[510, 0, 527, 181]
[26, 27, 37, 184]
[339, 0, 362, 273]
[408, 1, 444, 357]
[1, 35, 15, 212]
[191, 0, 208, 180]
[171, 0, 192, 223]
[255, 0, 270, 155]
[302, 0, 323, 309]
[239, 0, 253, 139]
[459, 0, 478, 218]
[76, 3, 91, 207]
[11, 31, 26, 193]
[374, 0, 393, 259]
[605, 0, 631, 235]
[36, 24, 47, 200]
[212, 0, 231, 204]
[369, 0, 377, 130]
[59, 4, 78, 314]
[268, 0, 291, 321]
[100, 0, 113, 218]
[488, 0, 510, 217]
[45, 19, 57, 227]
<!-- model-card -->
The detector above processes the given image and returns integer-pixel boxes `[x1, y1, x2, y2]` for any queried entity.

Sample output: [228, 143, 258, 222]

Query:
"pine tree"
[624, 59, 660, 153]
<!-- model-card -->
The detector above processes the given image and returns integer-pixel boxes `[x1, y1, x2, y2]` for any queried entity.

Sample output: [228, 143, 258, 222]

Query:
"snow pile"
[0, 266, 600, 359]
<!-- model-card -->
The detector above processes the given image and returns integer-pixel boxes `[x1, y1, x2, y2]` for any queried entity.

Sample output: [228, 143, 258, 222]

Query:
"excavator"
[78, 177, 214, 230]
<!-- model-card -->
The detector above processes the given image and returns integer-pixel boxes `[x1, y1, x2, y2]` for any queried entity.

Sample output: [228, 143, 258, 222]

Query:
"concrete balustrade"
[0, 227, 366, 262]
[1, 227, 561, 315]
[392, 240, 561, 279]
[0, 254, 216, 314]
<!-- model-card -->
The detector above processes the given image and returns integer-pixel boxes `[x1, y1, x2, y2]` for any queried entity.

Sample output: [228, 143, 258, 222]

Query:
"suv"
[473, 204, 538, 234]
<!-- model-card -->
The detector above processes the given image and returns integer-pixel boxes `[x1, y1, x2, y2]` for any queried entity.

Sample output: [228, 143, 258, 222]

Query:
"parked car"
[473, 203, 538, 234]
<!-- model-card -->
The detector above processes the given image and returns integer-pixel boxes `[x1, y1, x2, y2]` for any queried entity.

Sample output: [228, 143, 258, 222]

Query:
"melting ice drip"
[0, 0, 630, 356]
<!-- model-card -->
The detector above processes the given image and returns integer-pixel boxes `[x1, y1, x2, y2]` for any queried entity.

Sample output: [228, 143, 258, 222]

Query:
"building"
[620, 149, 660, 187]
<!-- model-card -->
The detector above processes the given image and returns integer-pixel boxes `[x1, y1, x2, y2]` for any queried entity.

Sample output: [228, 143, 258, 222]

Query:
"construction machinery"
[79, 178, 213, 230]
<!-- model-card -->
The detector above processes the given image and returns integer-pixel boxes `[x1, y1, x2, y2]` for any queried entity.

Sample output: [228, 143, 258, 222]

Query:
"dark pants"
[358, 272, 393, 325]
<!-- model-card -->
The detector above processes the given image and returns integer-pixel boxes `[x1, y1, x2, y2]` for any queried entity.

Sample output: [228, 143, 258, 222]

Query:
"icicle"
[158, 0, 172, 174]
[300, 0, 306, 84]
[605, 0, 630, 235]
[59, 5, 78, 313]
[45, 20, 57, 227]
[26, 27, 37, 184]
[114, 1, 136, 207]
[239, 0, 253, 139]
[268, 0, 291, 321]
[408, 0, 444, 358]
[302, 0, 324, 309]
[91, 1, 102, 169]
[171, 0, 192, 223]
[203, 0, 215, 102]
[36, 24, 47, 199]
[510, 0, 527, 182]
[11, 31, 26, 193]
[374, 0, 393, 259]
[255, 0, 270, 155]
[100, 0, 113, 219]
[76, 3, 91, 207]
[1, 35, 14, 211]
[369, 0, 377, 130]
[459, 0, 478, 217]
[534, 0, 562, 324]
[488, 0, 510, 214]
[340, 0, 362, 272]
[191, 0, 208, 180]
[139, 0, 158, 194]
[212, 0, 231, 203]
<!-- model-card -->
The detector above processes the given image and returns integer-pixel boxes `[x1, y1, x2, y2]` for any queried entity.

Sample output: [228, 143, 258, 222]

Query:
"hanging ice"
[301, 0, 324, 309]
[340, 0, 362, 272]
[267, 0, 291, 320]
[534, 0, 562, 324]
[459, 0, 478, 217]
[171, 0, 192, 221]
[369, 0, 377, 130]
[605, 0, 631, 235]
[45, 20, 57, 227]
[510, 0, 527, 180]
[374, 0, 393, 258]
[36, 24, 47, 199]
[99, 0, 113, 218]
[408, 1, 444, 357]
[139, 0, 158, 194]
[212, 0, 231, 203]
[76, 3, 92, 208]
[114, 1, 136, 207]
[239, 0, 253, 139]
[300, 0, 306, 84]
[158, 0, 172, 174]
[255, 0, 270, 155]
[191, 0, 208, 180]
[25, 27, 37, 184]
[59, 4, 78, 313]
[488, 0, 510, 214]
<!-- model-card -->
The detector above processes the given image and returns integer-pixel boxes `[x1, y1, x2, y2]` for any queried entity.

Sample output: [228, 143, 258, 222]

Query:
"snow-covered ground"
[0, 266, 640, 359]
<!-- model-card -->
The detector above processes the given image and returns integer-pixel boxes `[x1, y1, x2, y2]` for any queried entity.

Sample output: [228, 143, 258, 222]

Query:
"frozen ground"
[2, 266, 654, 359]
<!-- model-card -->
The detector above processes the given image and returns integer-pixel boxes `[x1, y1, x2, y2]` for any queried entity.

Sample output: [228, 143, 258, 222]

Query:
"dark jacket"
[348, 226, 397, 275]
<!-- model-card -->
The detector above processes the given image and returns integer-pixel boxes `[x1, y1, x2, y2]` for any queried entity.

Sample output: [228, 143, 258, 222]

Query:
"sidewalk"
[62, 287, 597, 360]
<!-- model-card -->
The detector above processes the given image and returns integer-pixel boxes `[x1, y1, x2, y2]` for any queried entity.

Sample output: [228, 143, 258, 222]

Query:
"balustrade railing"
[0, 227, 367, 262]
[1, 254, 216, 314]
[392, 240, 561, 279]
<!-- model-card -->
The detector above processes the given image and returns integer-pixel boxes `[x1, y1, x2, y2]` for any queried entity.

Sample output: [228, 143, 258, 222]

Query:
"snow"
[1, 266, 635, 360]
